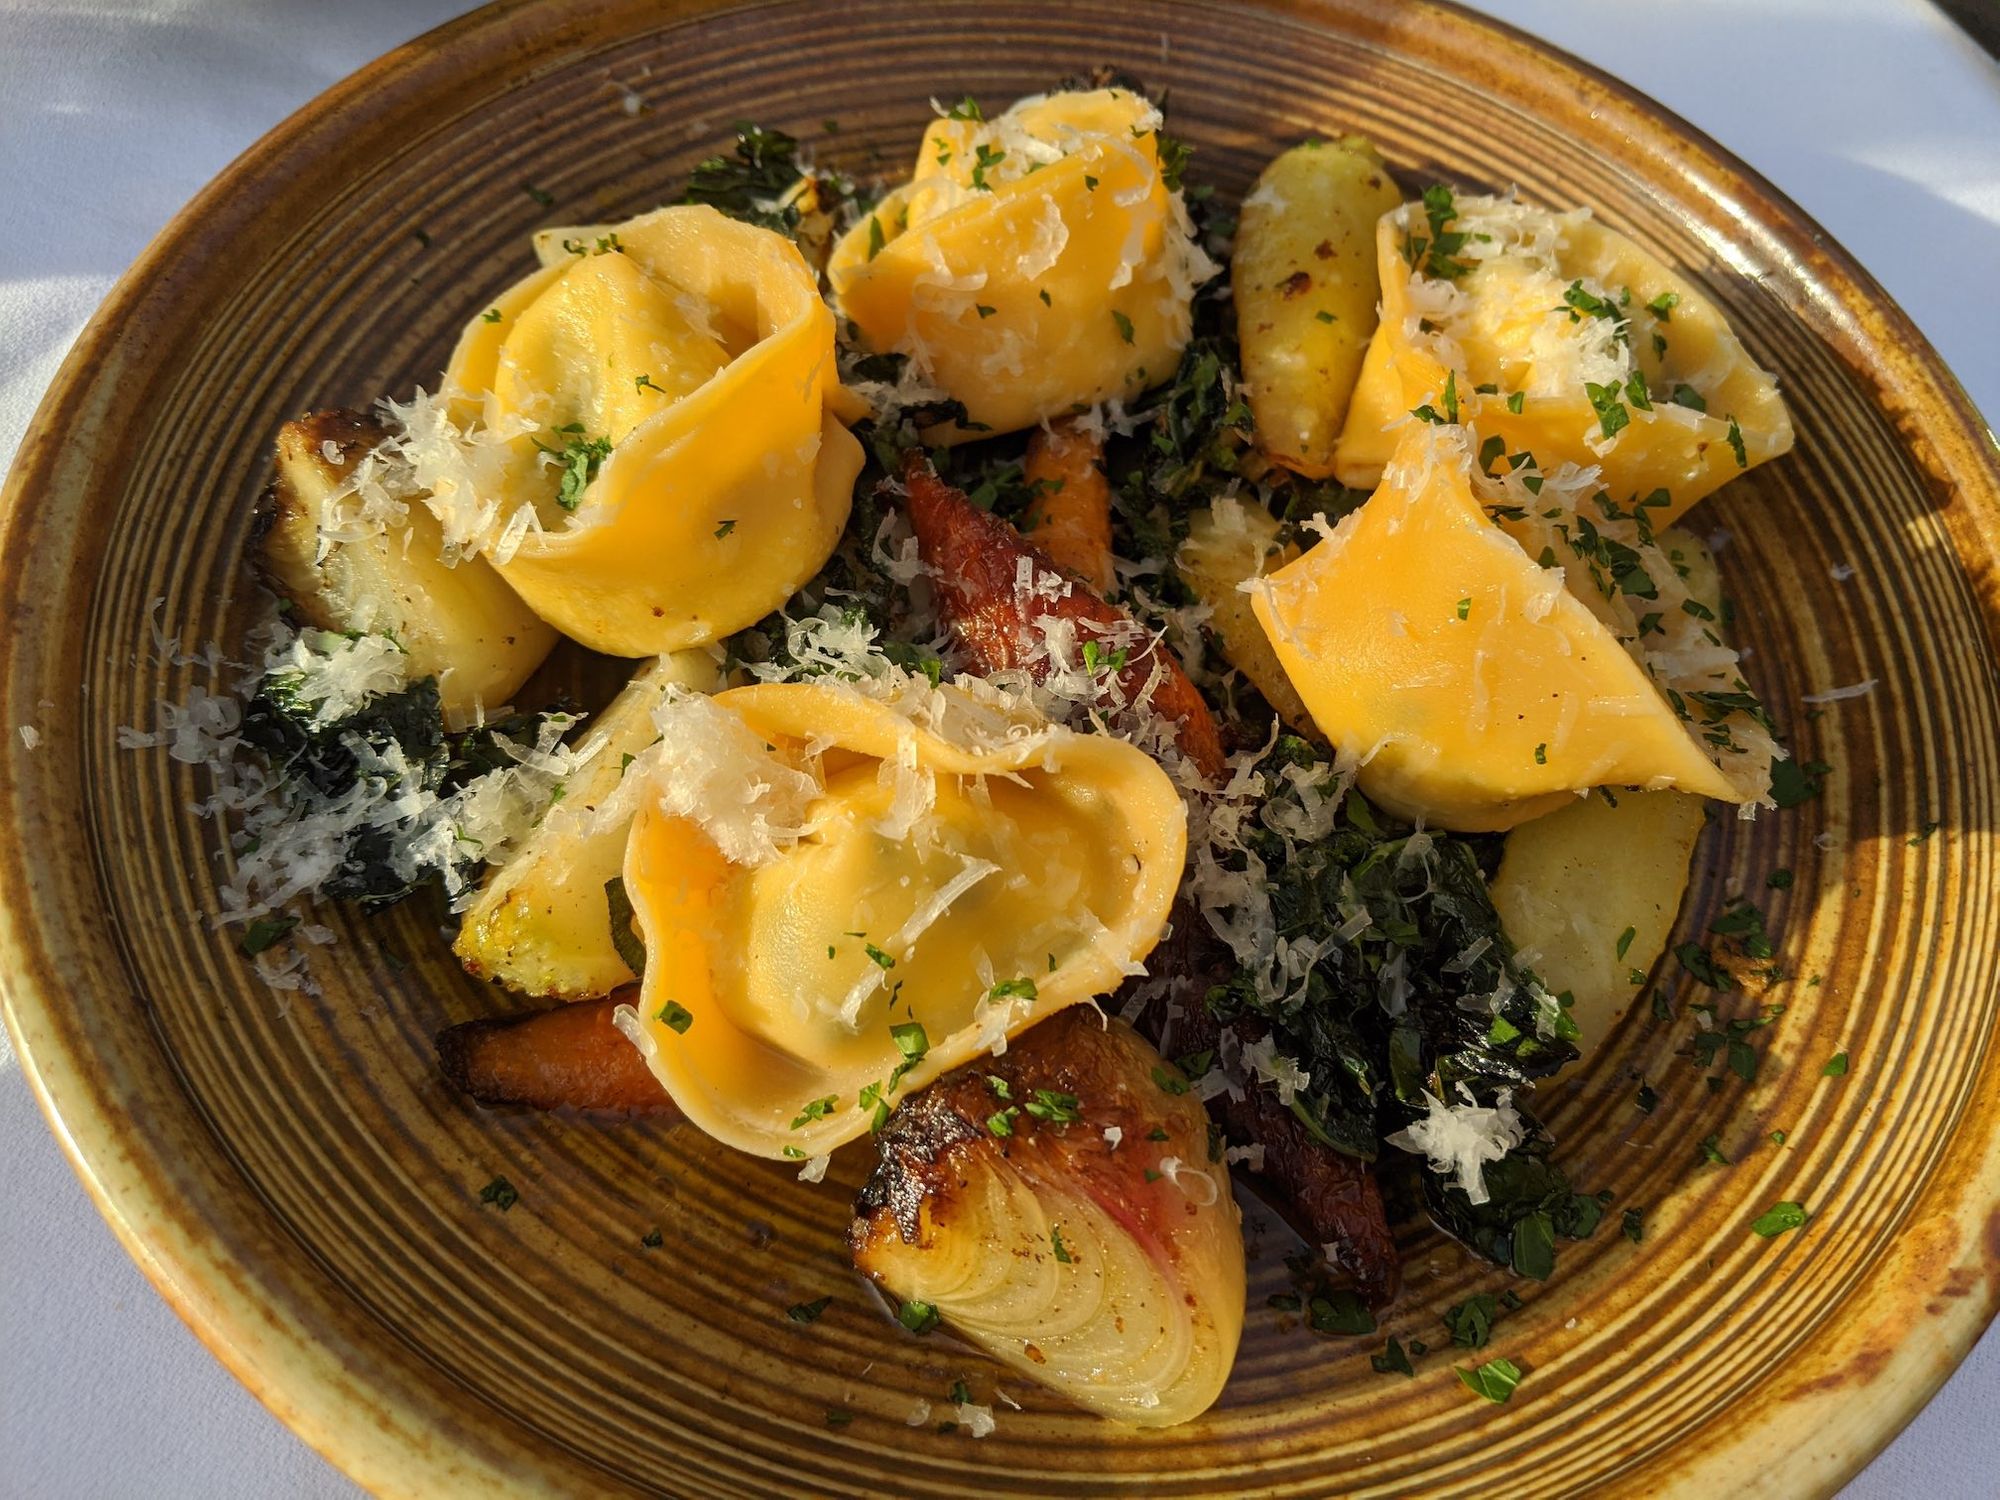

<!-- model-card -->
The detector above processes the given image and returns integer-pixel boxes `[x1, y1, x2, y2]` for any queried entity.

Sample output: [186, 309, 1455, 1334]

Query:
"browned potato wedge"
[453, 650, 720, 1000]
[1176, 498, 1313, 733]
[1233, 138, 1402, 478]
[258, 410, 557, 724]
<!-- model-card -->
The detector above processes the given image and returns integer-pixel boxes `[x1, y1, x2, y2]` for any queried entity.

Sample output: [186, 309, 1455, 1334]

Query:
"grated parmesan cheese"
[1386, 1089, 1526, 1206]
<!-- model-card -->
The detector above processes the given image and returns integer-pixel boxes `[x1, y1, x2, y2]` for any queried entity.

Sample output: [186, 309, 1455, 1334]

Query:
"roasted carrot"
[1021, 420, 1117, 594]
[903, 453, 1227, 780]
[435, 993, 676, 1116]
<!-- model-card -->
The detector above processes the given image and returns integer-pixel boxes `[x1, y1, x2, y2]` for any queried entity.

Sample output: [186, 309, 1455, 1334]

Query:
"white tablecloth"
[1, 2, 1994, 1495]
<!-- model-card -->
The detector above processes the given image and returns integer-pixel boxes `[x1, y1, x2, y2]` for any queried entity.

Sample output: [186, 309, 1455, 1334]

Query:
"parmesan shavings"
[1385, 1089, 1526, 1205]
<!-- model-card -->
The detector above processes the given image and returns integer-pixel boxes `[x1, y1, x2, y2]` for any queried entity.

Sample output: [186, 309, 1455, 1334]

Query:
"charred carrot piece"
[903, 452, 1227, 780]
[435, 994, 676, 1116]
[1021, 420, 1117, 595]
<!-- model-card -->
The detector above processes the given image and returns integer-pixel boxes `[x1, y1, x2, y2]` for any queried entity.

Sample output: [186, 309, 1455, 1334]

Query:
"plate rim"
[3, 0, 1998, 1495]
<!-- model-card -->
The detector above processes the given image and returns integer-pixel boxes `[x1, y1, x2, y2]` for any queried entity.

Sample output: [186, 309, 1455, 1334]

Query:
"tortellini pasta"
[1332, 193, 1792, 521]
[442, 205, 864, 657]
[828, 88, 1214, 439]
[1251, 422, 1772, 831]
[615, 680, 1188, 1159]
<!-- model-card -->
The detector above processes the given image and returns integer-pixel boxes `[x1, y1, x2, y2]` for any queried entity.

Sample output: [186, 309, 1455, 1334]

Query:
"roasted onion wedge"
[851, 1008, 1244, 1426]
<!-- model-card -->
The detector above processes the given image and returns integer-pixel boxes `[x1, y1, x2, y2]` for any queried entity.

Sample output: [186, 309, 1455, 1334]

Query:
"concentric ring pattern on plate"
[3, 1, 1998, 1496]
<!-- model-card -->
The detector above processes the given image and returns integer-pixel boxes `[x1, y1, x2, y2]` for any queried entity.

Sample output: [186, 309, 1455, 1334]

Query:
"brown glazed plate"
[3, 0, 1998, 1495]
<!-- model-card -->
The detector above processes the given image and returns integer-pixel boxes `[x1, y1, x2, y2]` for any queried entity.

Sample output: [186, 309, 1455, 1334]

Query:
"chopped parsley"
[898, 1299, 940, 1334]
[1647, 290, 1680, 321]
[714, 518, 737, 540]
[1443, 1293, 1498, 1349]
[239, 914, 298, 956]
[1821, 1051, 1849, 1077]
[787, 1296, 831, 1323]
[1457, 1356, 1523, 1403]
[864, 942, 896, 971]
[1751, 1201, 1808, 1237]
[790, 1095, 838, 1129]
[522, 183, 554, 208]
[1615, 926, 1637, 960]
[1506, 390, 1526, 414]
[1050, 1226, 1073, 1264]
[534, 426, 612, 512]
[866, 215, 885, 260]
[1698, 1134, 1730, 1166]
[1111, 309, 1136, 344]
[655, 999, 694, 1034]
[1585, 380, 1631, 440]
[889, 1021, 929, 1061]
[1675, 941, 1733, 990]
[640, 1228, 664, 1249]
[1621, 1207, 1644, 1243]
[1404, 185, 1473, 279]
[969, 143, 1007, 191]
[1022, 1089, 1082, 1125]
[1307, 1290, 1376, 1336]
[481, 308, 502, 323]
[1411, 369, 1459, 426]
[1669, 382, 1706, 412]
[1769, 757, 1831, 807]
[1725, 416, 1748, 467]
[1370, 1336, 1416, 1377]
[1080, 640, 1129, 675]
[478, 1176, 518, 1212]
[1151, 1065, 1189, 1096]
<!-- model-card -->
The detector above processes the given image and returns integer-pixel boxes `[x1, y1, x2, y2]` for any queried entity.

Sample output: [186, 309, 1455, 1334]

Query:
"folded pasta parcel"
[438, 205, 863, 657]
[1252, 422, 1777, 831]
[1334, 190, 1792, 520]
[828, 89, 1215, 438]
[612, 678, 1188, 1160]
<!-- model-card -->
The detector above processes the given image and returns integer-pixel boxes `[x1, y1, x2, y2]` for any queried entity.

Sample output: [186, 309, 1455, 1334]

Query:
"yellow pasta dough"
[615, 680, 1188, 1159]
[827, 89, 1214, 439]
[1251, 422, 1769, 831]
[441, 205, 863, 657]
[1332, 194, 1792, 522]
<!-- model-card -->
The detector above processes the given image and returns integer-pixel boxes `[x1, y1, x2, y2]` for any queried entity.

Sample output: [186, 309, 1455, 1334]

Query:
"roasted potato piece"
[1489, 530, 1723, 1051]
[1490, 790, 1707, 1051]
[1176, 498, 1313, 734]
[904, 454, 1227, 780]
[258, 410, 558, 725]
[436, 993, 674, 1114]
[1022, 420, 1116, 594]
[453, 650, 720, 999]
[1233, 138, 1402, 478]
[852, 1009, 1244, 1426]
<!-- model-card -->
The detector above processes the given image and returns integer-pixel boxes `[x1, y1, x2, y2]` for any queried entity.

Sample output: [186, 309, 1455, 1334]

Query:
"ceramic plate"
[4, 1, 1998, 1494]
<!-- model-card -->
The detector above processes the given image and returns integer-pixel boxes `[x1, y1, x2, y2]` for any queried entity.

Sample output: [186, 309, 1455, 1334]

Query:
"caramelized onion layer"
[851, 1010, 1244, 1426]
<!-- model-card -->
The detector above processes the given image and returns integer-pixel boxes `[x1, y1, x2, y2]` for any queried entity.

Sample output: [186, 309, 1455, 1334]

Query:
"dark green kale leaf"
[239, 663, 566, 910]
[679, 123, 811, 232]
[1201, 736, 1592, 1275]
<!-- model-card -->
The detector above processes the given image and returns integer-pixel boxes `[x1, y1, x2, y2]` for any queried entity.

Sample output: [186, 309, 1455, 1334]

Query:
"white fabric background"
[0, 1, 1994, 1495]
